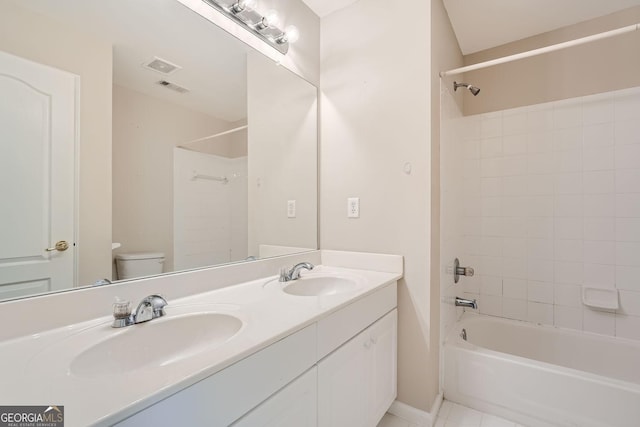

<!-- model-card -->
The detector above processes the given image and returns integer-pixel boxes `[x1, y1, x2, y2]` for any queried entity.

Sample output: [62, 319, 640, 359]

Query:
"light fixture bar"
[202, 0, 295, 54]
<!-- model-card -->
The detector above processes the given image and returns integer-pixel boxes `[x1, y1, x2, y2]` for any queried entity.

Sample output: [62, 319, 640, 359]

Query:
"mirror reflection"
[0, 0, 317, 301]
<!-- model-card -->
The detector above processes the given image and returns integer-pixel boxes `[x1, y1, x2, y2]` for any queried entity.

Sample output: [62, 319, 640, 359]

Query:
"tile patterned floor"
[377, 412, 420, 427]
[377, 401, 528, 427]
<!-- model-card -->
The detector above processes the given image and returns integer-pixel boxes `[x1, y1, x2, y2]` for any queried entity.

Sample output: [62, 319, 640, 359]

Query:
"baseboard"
[388, 393, 443, 427]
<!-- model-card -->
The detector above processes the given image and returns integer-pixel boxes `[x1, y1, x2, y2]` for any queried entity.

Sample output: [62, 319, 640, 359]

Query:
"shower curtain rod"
[181, 125, 248, 147]
[440, 23, 640, 77]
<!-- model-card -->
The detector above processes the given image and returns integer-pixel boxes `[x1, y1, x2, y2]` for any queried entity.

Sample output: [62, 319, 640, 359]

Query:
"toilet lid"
[115, 252, 165, 260]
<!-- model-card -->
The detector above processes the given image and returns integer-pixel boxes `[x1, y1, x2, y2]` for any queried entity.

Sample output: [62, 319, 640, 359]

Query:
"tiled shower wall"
[442, 85, 640, 341]
[174, 148, 248, 271]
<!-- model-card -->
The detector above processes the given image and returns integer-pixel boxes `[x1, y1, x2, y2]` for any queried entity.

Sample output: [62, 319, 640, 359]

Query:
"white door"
[0, 50, 77, 299]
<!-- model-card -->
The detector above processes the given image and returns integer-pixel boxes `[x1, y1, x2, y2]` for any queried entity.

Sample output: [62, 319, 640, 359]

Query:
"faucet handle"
[279, 266, 291, 282]
[112, 300, 134, 328]
[453, 258, 475, 283]
[112, 300, 131, 319]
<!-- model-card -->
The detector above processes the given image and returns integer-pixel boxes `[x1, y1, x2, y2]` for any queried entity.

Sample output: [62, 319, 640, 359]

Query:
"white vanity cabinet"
[114, 325, 317, 427]
[232, 368, 317, 427]
[317, 309, 397, 427]
[114, 282, 398, 427]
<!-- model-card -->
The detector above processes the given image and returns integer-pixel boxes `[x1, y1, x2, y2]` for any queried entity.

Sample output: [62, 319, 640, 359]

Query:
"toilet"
[115, 252, 165, 280]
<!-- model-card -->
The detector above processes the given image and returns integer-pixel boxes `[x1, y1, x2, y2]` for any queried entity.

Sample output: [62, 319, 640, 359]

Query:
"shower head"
[454, 81, 480, 96]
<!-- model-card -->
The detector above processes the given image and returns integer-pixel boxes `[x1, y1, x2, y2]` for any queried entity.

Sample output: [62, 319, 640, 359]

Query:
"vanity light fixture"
[255, 10, 280, 30]
[230, 0, 256, 13]
[276, 25, 300, 44]
[202, 0, 299, 54]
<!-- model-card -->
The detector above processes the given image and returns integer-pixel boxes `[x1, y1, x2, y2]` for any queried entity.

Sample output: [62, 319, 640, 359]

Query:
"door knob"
[46, 241, 69, 252]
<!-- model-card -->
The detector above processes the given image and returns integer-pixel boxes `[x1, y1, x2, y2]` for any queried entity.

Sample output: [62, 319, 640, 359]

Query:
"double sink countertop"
[0, 253, 402, 427]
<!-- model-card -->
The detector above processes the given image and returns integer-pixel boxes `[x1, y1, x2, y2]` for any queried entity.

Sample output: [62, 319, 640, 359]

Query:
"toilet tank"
[115, 252, 165, 280]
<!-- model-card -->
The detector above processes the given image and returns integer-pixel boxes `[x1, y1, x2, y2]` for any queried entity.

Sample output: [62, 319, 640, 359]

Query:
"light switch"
[348, 197, 360, 218]
[287, 200, 296, 218]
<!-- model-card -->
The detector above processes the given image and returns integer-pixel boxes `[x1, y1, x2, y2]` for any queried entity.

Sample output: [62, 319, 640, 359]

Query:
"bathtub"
[443, 313, 640, 427]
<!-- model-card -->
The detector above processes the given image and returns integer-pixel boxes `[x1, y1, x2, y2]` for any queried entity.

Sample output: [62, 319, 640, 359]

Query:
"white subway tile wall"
[451, 86, 640, 339]
[174, 150, 248, 270]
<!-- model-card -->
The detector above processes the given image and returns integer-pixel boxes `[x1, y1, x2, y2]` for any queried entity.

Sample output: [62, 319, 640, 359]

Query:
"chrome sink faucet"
[279, 262, 314, 282]
[112, 295, 168, 328]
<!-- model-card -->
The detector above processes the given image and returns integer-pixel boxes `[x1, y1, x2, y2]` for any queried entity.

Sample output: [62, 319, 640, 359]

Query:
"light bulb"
[233, 0, 256, 13]
[284, 25, 299, 43]
[262, 10, 280, 28]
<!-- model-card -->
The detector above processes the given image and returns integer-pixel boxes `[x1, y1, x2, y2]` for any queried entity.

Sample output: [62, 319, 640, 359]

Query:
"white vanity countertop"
[0, 263, 401, 427]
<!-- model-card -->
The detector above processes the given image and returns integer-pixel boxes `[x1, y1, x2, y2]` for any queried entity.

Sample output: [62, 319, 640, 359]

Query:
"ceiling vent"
[143, 57, 181, 75]
[156, 80, 190, 94]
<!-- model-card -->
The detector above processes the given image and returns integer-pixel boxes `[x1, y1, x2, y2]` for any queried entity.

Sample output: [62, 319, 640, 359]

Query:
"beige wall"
[112, 85, 239, 272]
[0, 1, 113, 286]
[463, 6, 640, 115]
[183, 119, 248, 158]
[229, 122, 249, 158]
[247, 54, 318, 257]
[321, 0, 437, 411]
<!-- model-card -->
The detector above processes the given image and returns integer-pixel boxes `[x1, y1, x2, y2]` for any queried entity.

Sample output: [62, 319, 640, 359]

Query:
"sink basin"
[283, 275, 359, 296]
[70, 312, 242, 377]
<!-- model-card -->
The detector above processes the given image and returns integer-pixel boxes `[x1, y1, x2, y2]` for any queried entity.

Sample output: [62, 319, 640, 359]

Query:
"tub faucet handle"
[457, 266, 474, 276]
[454, 258, 474, 283]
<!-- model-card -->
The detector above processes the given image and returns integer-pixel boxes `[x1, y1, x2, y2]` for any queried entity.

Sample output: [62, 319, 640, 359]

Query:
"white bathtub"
[443, 313, 640, 427]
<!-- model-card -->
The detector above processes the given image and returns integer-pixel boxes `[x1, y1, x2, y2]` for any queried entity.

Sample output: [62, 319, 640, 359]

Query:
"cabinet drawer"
[317, 282, 396, 359]
[115, 324, 317, 427]
[232, 367, 317, 427]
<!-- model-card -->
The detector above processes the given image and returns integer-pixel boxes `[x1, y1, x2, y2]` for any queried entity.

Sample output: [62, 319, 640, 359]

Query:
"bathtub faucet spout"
[455, 296, 477, 310]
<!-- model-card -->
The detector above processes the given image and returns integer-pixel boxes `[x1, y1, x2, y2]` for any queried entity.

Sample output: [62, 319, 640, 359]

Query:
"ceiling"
[301, 0, 640, 55]
[443, 0, 640, 55]
[16, 0, 640, 110]
[300, 0, 359, 18]
[15, 0, 249, 122]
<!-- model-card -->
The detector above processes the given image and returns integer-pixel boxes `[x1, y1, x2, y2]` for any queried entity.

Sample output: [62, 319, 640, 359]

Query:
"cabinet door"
[232, 368, 317, 427]
[318, 309, 397, 427]
[318, 327, 371, 427]
[368, 309, 397, 426]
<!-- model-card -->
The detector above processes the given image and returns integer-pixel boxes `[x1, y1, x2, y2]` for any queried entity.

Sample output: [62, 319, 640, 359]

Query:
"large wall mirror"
[0, 0, 318, 301]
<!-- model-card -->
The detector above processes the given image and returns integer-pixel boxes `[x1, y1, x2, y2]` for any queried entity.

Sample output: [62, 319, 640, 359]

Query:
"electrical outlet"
[287, 200, 296, 218]
[347, 197, 360, 218]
